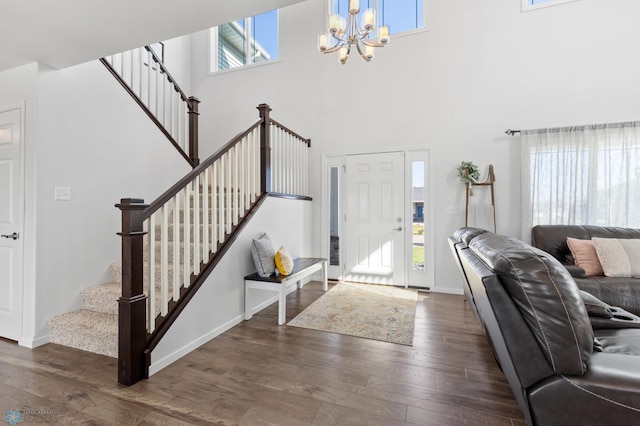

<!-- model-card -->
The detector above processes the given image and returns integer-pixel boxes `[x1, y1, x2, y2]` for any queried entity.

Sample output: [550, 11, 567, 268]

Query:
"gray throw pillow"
[251, 233, 275, 277]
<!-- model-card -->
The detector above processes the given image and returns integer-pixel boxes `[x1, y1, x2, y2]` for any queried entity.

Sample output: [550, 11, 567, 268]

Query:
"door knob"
[392, 227, 403, 231]
[1, 232, 19, 240]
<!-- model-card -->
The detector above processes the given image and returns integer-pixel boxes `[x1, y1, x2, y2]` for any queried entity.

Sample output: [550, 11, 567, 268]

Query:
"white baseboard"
[19, 333, 50, 348]
[431, 286, 464, 295]
[149, 314, 244, 376]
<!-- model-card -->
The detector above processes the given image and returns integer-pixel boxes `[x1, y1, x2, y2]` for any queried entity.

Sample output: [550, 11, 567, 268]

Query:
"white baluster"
[233, 145, 239, 225]
[211, 161, 218, 253]
[172, 194, 180, 301]
[161, 204, 169, 316]
[148, 214, 156, 332]
[239, 138, 245, 216]
[219, 155, 226, 243]
[226, 149, 232, 234]
[183, 185, 191, 288]
[202, 169, 209, 260]
[194, 176, 201, 274]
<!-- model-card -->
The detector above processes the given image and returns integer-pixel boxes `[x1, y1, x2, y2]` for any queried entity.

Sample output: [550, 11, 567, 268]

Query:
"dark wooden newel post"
[116, 198, 149, 386]
[188, 96, 200, 166]
[257, 103, 272, 194]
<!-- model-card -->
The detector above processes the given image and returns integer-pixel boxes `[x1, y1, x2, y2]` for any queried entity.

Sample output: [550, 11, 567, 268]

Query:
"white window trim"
[209, 11, 279, 74]
[325, 0, 428, 36]
[522, 0, 580, 13]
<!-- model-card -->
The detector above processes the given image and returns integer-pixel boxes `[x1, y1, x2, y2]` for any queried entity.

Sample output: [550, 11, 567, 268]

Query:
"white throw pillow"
[591, 237, 640, 278]
[251, 233, 276, 277]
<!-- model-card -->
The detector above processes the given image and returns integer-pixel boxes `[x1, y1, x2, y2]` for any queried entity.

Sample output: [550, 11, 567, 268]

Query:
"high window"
[210, 10, 278, 72]
[522, 0, 580, 12]
[331, 0, 424, 35]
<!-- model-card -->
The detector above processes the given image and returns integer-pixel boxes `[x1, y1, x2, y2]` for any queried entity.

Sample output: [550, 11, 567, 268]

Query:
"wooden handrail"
[269, 118, 311, 147]
[142, 119, 262, 221]
[144, 46, 190, 104]
[100, 45, 199, 167]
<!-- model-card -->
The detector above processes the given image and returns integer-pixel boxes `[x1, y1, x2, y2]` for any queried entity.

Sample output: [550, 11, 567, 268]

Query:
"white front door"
[344, 152, 405, 286]
[0, 107, 24, 341]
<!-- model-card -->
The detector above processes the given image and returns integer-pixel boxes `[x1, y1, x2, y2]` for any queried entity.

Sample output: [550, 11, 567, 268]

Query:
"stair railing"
[116, 104, 311, 385]
[101, 46, 200, 167]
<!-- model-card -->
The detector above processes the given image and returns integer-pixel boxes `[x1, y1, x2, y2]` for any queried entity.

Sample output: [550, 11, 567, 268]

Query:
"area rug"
[288, 282, 418, 346]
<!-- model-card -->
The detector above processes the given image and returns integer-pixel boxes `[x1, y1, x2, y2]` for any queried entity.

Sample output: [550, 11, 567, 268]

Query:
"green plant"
[457, 161, 480, 184]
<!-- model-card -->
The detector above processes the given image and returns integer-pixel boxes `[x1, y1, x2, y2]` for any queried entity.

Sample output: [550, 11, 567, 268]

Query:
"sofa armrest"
[529, 351, 640, 425]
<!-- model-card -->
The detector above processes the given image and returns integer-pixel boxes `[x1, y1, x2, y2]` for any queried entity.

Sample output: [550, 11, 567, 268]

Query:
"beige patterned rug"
[288, 282, 418, 346]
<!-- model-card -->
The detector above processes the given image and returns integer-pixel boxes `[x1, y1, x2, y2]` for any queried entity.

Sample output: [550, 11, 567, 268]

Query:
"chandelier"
[317, 0, 390, 64]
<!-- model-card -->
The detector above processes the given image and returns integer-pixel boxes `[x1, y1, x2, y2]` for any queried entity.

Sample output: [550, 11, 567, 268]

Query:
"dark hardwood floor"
[0, 282, 525, 425]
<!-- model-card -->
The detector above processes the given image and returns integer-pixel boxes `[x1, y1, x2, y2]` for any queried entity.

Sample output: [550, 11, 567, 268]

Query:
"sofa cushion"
[532, 225, 640, 265]
[592, 238, 640, 278]
[566, 237, 604, 277]
[470, 232, 594, 375]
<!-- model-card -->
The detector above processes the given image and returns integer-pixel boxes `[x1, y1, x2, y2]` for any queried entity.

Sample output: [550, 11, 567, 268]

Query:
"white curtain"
[521, 121, 640, 240]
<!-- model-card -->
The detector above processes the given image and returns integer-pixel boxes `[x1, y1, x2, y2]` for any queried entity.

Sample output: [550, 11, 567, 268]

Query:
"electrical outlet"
[54, 186, 71, 201]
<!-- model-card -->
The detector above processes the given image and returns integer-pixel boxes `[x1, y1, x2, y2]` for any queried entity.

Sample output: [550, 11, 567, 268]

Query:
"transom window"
[210, 10, 278, 72]
[522, 0, 580, 12]
[331, 0, 424, 35]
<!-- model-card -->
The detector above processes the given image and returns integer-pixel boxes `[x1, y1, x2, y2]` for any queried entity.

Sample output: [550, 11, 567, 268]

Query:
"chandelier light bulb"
[339, 46, 349, 64]
[363, 9, 375, 31]
[318, 33, 329, 51]
[329, 14, 345, 34]
[379, 26, 390, 44]
[364, 45, 375, 61]
[349, 0, 360, 14]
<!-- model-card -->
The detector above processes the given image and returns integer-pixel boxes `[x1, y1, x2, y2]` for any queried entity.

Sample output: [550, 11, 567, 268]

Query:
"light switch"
[55, 186, 71, 201]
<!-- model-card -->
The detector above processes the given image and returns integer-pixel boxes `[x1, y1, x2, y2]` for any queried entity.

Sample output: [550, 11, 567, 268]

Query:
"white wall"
[151, 196, 312, 373]
[191, 0, 640, 293]
[34, 59, 191, 342]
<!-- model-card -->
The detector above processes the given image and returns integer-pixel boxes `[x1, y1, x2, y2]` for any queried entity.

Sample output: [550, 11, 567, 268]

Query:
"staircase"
[48, 264, 121, 357]
[49, 189, 219, 358]
[47, 44, 311, 386]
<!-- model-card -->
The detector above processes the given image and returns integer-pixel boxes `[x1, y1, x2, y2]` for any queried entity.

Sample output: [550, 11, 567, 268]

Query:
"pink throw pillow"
[566, 237, 604, 277]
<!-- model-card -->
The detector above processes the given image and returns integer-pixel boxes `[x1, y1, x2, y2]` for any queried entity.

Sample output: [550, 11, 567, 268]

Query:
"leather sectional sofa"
[449, 227, 640, 426]
[531, 225, 640, 315]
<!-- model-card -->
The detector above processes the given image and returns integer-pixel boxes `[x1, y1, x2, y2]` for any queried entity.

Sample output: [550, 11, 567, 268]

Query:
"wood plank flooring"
[0, 282, 526, 425]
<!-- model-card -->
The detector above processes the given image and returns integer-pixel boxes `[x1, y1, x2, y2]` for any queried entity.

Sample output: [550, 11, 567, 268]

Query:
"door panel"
[0, 107, 24, 341]
[345, 152, 405, 286]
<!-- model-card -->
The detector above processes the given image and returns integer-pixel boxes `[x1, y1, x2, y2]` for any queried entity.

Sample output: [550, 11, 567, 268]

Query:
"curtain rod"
[506, 121, 640, 136]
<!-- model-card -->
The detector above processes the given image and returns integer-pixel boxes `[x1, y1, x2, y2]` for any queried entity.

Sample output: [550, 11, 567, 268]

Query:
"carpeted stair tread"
[82, 282, 120, 315]
[49, 310, 117, 358]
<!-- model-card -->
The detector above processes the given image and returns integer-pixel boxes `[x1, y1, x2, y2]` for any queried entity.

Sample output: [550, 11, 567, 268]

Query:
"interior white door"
[344, 152, 405, 286]
[0, 107, 24, 341]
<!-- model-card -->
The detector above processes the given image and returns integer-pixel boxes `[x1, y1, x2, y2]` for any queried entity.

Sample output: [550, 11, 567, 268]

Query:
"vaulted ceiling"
[0, 0, 306, 72]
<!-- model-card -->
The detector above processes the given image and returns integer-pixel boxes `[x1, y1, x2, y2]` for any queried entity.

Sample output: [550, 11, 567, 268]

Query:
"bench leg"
[322, 260, 328, 291]
[278, 283, 287, 325]
[244, 283, 253, 320]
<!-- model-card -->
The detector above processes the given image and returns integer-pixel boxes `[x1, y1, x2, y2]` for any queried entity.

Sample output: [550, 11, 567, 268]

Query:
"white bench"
[244, 257, 328, 325]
